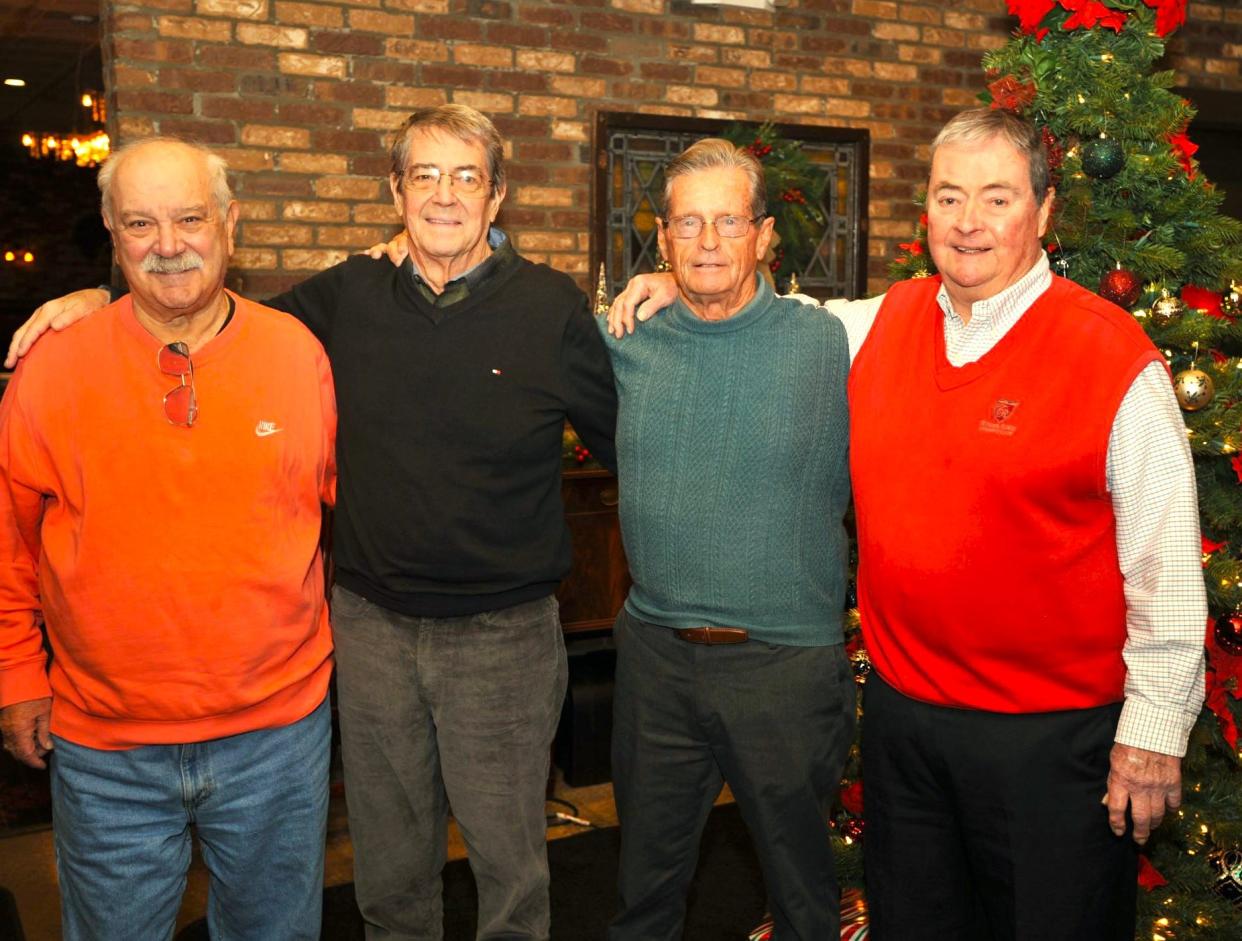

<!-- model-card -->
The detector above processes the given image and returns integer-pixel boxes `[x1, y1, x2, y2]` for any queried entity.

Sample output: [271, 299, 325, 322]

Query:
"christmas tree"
[876, 2, 1242, 937]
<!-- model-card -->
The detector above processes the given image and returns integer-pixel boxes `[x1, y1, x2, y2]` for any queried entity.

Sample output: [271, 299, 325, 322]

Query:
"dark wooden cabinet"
[557, 468, 630, 634]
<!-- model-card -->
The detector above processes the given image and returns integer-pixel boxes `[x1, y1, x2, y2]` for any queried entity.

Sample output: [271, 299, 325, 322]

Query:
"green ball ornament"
[1173, 368, 1214, 411]
[1081, 137, 1125, 179]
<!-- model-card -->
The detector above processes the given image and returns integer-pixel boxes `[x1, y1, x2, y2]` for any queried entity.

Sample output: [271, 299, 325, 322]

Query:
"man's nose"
[154, 221, 183, 256]
[698, 219, 722, 249]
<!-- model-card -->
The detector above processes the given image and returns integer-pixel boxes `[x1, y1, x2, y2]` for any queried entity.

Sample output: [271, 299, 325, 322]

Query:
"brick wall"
[103, 0, 1242, 297]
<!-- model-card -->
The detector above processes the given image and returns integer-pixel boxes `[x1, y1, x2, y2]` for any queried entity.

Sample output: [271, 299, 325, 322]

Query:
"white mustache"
[142, 249, 204, 274]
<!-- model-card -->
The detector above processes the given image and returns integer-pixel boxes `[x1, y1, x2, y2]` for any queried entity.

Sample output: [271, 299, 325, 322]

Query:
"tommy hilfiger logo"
[979, 399, 1020, 436]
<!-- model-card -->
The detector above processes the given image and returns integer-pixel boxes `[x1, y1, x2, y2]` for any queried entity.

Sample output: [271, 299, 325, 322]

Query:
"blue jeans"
[332, 587, 568, 941]
[50, 696, 330, 941]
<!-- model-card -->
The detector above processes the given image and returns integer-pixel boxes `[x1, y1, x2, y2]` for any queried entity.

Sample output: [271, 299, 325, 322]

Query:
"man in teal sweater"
[600, 138, 854, 941]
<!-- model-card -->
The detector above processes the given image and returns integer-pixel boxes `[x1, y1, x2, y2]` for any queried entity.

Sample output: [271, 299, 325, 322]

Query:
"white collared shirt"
[800, 256, 1207, 756]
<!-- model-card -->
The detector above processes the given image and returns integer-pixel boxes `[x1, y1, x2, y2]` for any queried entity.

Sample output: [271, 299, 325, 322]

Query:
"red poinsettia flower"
[1181, 284, 1224, 319]
[1206, 674, 1239, 749]
[1207, 616, 1242, 691]
[1203, 535, 1227, 556]
[839, 780, 864, 815]
[988, 74, 1038, 112]
[919, 213, 928, 228]
[1211, 349, 1230, 367]
[1166, 128, 1199, 179]
[1233, 455, 1242, 484]
[1137, 854, 1168, 890]
[898, 241, 924, 256]
[1059, 0, 1128, 32]
[1007, 0, 1056, 33]
[1143, 0, 1187, 37]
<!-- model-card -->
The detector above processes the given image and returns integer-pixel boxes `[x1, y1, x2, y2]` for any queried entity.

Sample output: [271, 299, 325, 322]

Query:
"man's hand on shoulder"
[606, 273, 678, 338]
[0, 697, 53, 769]
[1106, 742, 1182, 844]
[359, 231, 409, 268]
[5, 288, 111, 369]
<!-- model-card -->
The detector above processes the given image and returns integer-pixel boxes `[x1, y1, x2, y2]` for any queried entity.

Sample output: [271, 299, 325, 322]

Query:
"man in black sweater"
[9, 106, 617, 941]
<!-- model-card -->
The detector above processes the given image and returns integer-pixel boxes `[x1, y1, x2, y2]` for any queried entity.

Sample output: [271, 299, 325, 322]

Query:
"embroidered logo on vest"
[979, 399, 1019, 436]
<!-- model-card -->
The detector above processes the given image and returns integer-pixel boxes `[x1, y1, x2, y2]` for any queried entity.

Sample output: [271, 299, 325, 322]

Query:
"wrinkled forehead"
[402, 127, 489, 169]
[112, 146, 214, 214]
[666, 166, 753, 216]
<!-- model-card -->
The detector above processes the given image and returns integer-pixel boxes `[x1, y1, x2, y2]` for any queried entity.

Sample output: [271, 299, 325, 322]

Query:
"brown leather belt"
[676, 626, 749, 645]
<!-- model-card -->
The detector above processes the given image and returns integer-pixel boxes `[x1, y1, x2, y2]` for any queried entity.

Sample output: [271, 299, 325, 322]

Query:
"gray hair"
[390, 104, 506, 192]
[930, 108, 1052, 202]
[661, 138, 767, 218]
[98, 137, 232, 226]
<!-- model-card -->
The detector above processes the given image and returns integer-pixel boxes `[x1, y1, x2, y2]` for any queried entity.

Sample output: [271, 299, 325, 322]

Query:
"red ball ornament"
[1099, 266, 1141, 308]
[1216, 614, 1242, 657]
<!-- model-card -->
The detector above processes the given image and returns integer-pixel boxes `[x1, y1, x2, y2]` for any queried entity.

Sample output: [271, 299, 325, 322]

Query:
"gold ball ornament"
[1150, 290, 1185, 327]
[1222, 283, 1241, 318]
[1173, 368, 1215, 411]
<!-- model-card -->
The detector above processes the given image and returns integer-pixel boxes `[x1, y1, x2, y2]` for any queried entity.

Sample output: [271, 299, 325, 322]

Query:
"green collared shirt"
[408, 227, 520, 311]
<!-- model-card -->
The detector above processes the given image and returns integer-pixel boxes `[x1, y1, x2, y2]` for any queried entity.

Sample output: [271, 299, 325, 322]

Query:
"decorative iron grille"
[593, 113, 869, 302]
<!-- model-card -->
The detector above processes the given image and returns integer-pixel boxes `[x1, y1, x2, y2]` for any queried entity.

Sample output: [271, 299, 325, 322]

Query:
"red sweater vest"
[849, 275, 1162, 712]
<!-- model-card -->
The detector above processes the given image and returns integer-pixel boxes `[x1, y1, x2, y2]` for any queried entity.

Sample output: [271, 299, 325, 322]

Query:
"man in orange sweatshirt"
[0, 138, 336, 940]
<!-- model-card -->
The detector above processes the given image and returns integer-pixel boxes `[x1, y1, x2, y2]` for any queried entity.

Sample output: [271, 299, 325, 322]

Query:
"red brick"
[159, 119, 237, 144]
[486, 23, 548, 46]
[114, 39, 195, 65]
[203, 97, 280, 122]
[115, 90, 195, 115]
[198, 45, 274, 70]
[158, 68, 238, 92]
[311, 31, 385, 55]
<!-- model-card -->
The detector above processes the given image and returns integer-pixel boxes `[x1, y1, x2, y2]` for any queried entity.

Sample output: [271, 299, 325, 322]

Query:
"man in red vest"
[608, 108, 1205, 940]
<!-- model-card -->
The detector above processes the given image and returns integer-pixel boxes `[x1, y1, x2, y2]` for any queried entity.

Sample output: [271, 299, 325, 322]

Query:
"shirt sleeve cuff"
[1114, 696, 1197, 757]
[0, 659, 52, 710]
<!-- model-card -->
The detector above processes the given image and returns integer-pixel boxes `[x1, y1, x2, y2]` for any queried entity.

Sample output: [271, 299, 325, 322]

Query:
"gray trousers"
[608, 609, 855, 941]
[332, 587, 568, 941]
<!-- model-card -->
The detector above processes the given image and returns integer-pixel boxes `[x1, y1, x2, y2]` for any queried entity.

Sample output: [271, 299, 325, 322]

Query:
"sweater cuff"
[0, 658, 52, 710]
[1114, 695, 1197, 758]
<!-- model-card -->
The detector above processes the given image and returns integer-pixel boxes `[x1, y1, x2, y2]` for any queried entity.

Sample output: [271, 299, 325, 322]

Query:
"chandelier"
[21, 93, 110, 167]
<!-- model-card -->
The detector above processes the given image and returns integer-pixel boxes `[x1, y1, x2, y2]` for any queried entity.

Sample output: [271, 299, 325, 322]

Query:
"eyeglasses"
[663, 214, 765, 239]
[401, 166, 492, 197]
[158, 341, 197, 427]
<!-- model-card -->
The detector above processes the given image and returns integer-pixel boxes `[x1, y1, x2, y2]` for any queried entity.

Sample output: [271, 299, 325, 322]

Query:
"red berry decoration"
[1099, 265, 1141, 308]
[1040, 126, 1064, 170]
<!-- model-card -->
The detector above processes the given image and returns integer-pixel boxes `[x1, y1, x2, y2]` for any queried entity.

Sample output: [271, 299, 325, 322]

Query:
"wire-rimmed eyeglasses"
[158, 341, 197, 427]
[662, 214, 766, 239]
[401, 166, 492, 197]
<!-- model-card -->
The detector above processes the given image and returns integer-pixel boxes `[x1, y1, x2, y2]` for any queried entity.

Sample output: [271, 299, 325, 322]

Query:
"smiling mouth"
[953, 246, 990, 254]
[425, 218, 461, 226]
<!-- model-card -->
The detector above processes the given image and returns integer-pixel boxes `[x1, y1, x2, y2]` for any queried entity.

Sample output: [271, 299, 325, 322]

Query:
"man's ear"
[754, 214, 776, 263]
[1037, 187, 1055, 238]
[655, 218, 668, 265]
[488, 181, 507, 224]
[224, 201, 240, 256]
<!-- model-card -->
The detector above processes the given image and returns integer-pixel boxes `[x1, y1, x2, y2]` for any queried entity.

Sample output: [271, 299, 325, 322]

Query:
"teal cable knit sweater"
[600, 276, 852, 646]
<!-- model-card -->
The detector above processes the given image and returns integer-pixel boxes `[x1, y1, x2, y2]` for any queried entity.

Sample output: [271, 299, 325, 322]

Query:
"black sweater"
[268, 253, 618, 617]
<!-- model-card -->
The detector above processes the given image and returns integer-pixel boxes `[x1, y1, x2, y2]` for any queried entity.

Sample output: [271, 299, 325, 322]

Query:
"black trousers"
[608, 609, 856, 941]
[862, 673, 1138, 941]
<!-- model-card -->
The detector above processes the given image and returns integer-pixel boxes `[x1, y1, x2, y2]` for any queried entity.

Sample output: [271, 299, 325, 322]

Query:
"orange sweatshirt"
[0, 293, 336, 748]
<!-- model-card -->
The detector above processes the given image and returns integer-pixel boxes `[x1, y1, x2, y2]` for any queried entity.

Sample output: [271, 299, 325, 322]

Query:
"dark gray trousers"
[332, 588, 568, 941]
[608, 608, 855, 941]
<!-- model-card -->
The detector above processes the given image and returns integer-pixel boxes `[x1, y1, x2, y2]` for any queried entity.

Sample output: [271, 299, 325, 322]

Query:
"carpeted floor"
[177, 803, 766, 940]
